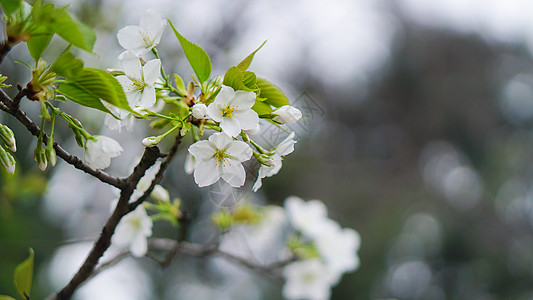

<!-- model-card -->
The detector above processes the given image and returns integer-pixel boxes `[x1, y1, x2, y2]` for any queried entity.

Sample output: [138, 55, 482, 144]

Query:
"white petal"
[117, 75, 135, 94]
[127, 90, 143, 108]
[219, 117, 241, 137]
[215, 85, 236, 106]
[252, 176, 263, 192]
[140, 9, 164, 43]
[235, 109, 259, 130]
[184, 154, 197, 174]
[139, 85, 156, 108]
[226, 141, 252, 161]
[130, 234, 148, 257]
[231, 90, 256, 110]
[117, 25, 143, 50]
[188, 140, 216, 161]
[221, 161, 246, 187]
[142, 59, 161, 84]
[208, 132, 233, 149]
[121, 54, 142, 80]
[206, 102, 223, 122]
[275, 132, 296, 156]
[194, 159, 221, 187]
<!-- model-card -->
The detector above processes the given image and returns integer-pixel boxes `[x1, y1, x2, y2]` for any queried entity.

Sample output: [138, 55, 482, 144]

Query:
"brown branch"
[55, 146, 161, 300]
[0, 89, 125, 189]
[128, 133, 183, 211]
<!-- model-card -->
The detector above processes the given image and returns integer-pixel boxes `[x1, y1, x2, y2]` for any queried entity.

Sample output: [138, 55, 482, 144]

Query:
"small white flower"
[188, 132, 253, 187]
[192, 103, 208, 119]
[112, 205, 153, 257]
[84, 136, 123, 169]
[206, 86, 259, 137]
[253, 132, 296, 191]
[117, 9, 166, 57]
[284, 196, 331, 239]
[272, 105, 302, 124]
[117, 51, 161, 110]
[314, 221, 361, 277]
[151, 184, 169, 202]
[282, 259, 337, 300]
[184, 153, 198, 175]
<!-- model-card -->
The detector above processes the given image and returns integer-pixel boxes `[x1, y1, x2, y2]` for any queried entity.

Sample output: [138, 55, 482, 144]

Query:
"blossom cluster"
[282, 196, 361, 300]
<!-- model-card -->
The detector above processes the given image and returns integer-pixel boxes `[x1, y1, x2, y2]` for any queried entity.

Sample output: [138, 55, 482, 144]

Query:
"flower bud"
[34, 146, 47, 171]
[0, 147, 15, 174]
[272, 105, 302, 124]
[45, 144, 57, 167]
[142, 136, 162, 147]
[0, 124, 16, 152]
[151, 185, 170, 202]
[192, 103, 208, 119]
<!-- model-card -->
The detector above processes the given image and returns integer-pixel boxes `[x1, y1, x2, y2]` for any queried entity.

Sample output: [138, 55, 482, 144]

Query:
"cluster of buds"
[0, 124, 16, 174]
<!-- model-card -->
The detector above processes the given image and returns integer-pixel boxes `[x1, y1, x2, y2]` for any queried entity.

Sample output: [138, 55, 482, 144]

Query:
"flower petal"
[219, 117, 241, 137]
[142, 59, 161, 84]
[139, 85, 156, 108]
[117, 75, 135, 94]
[194, 159, 221, 187]
[235, 109, 259, 130]
[140, 9, 164, 44]
[206, 102, 223, 122]
[121, 53, 142, 79]
[226, 141, 252, 161]
[130, 234, 148, 257]
[221, 161, 246, 187]
[231, 90, 256, 110]
[117, 25, 143, 50]
[188, 140, 216, 161]
[208, 132, 233, 149]
[215, 85, 236, 106]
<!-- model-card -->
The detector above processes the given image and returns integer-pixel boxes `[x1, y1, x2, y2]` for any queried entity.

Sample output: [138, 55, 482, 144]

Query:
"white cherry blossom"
[282, 259, 337, 300]
[117, 9, 166, 57]
[188, 132, 253, 187]
[84, 135, 123, 169]
[206, 86, 259, 137]
[273, 105, 302, 124]
[253, 132, 296, 192]
[112, 205, 153, 257]
[284, 196, 331, 239]
[117, 51, 161, 110]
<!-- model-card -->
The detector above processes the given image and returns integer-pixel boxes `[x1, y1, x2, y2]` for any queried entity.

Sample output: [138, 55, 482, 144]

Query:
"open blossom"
[314, 221, 361, 278]
[188, 132, 253, 187]
[273, 105, 302, 124]
[284, 196, 331, 238]
[112, 205, 153, 257]
[282, 259, 338, 300]
[117, 51, 161, 110]
[84, 136, 123, 169]
[117, 9, 166, 57]
[253, 132, 296, 192]
[206, 86, 259, 137]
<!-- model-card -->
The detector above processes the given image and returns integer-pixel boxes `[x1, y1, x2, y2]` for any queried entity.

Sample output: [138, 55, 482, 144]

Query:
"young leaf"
[0, 296, 16, 300]
[223, 67, 259, 92]
[252, 101, 272, 115]
[168, 20, 211, 83]
[237, 40, 267, 71]
[27, 32, 53, 61]
[256, 78, 289, 107]
[82, 68, 133, 113]
[48, 8, 96, 52]
[13, 248, 34, 300]
[50, 50, 84, 79]
[0, 0, 22, 15]
[57, 83, 116, 117]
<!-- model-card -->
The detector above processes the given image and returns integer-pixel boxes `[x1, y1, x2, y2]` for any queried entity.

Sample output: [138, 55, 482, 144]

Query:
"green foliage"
[0, 296, 16, 300]
[58, 68, 134, 117]
[31, 2, 96, 53]
[13, 248, 34, 300]
[0, 0, 22, 15]
[27, 33, 53, 61]
[251, 100, 272, 115]
[168, 20, 211, 83]
[256, 78, 289, 107]
[50, 49, 84, 79]
[237, 40, 267, 71]
[223, 67, 259, 92]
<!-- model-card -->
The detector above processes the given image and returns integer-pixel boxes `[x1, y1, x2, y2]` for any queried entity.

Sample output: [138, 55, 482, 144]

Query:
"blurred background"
[3, 0, 533, 299]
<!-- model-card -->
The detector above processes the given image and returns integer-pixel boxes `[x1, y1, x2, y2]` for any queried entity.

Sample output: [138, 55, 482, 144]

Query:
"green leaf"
[0, 295, 16, 300]
[256, 78, 289, 107]
[0, 0, 22, 15]
[50, 50, 84, 79]
[57, 82, 116, 117]
[237, 40, 267, 71]
[14, 248, 34, 300]
[223, 67, 259, 92]
[168, 20, 211, 83]
[252, 101, 272, 115]
[49, 8, 96, 52]
[27, 32, 53, 61]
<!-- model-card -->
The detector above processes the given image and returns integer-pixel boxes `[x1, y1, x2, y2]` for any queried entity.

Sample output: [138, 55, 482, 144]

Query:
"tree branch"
[0, 89, 125, 189]
[54, 146, 161, 300]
